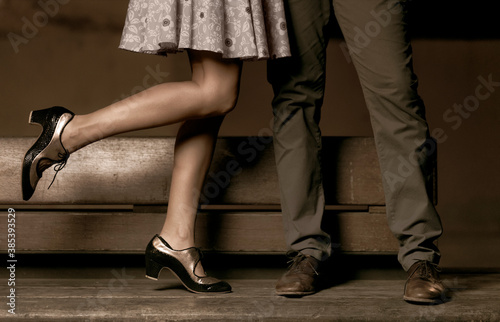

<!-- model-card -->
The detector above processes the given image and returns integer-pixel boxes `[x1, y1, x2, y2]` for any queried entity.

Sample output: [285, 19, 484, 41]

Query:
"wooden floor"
[3, 266, 500, 321]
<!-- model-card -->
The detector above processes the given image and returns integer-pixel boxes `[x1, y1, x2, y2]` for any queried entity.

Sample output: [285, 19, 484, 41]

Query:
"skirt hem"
[118, 45, 289, 61]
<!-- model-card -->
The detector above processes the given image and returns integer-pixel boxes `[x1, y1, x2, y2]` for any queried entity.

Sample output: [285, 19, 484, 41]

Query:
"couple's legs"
[270, 0, 442, 270]
[61, 50, 242, 274]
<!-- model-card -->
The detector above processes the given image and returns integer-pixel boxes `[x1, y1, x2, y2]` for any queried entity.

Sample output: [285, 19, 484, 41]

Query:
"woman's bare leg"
[61, 50, 242, 153]
[155, 52, 241, 276]
[160, 116, 224, 276]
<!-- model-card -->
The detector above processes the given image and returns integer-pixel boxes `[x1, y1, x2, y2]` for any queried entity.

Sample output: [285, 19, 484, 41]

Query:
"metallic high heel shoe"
[22, 106, 74, 201]
[145, 235, 232, 293]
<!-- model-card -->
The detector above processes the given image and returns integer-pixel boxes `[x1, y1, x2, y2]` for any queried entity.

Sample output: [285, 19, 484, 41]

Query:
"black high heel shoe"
[22, 106, 74, 201]
[145, 235, 232, 293]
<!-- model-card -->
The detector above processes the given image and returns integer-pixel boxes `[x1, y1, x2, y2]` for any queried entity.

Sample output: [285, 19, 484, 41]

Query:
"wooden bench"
[0, 137, 436, 254]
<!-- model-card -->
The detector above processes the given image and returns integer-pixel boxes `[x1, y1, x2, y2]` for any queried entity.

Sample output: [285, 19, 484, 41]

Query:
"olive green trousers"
[268, 0, 442, 271]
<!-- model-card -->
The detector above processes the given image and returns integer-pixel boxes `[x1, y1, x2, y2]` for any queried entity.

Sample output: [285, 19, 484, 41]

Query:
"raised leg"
[61, 50, 242, 154]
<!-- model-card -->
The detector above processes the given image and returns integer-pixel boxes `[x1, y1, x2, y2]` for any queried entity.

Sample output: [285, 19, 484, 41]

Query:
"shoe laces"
[47, 151, 69, 190]
[414, 260, 441, 280]
[286, 252, 319, 276]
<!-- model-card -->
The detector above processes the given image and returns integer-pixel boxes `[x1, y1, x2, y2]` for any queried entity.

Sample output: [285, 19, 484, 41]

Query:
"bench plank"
[0, 211, 398, 253]
[1, 137, 387, 205]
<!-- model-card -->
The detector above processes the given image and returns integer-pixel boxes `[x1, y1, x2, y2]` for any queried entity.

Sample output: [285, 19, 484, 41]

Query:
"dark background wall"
[1, 0, 499, 270]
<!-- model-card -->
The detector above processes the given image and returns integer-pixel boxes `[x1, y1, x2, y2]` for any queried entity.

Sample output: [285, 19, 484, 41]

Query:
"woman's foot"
[158, 229, 205, 276]
[145, 235, 231, 293]
[22, 106, 74, 201]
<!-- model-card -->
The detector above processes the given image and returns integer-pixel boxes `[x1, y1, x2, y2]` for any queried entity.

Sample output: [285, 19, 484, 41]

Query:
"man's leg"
[333, 0, 446, 303]
[267, 0, 332, 295]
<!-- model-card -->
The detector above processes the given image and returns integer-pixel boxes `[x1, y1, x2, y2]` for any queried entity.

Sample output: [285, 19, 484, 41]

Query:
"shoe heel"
[145, 258, 163, 280]
[29, 109, 49, 126]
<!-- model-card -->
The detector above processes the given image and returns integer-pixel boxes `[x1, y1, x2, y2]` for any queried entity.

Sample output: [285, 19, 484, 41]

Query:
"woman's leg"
[160, 116, 224, 276]
[61, 50, 242, 276]
[61, 50, 242, 153]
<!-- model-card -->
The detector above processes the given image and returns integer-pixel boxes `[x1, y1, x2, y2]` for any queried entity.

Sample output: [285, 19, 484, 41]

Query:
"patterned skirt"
[118, 0, 291, 60]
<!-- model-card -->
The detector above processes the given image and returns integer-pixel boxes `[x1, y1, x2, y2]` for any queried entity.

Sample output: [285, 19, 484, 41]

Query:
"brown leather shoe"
[404, 260, 448, 304]
[275, 253, 321, 296]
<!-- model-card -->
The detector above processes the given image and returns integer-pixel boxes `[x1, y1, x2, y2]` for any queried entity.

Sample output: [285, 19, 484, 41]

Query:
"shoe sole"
[146, 264, 232, 294]
[403, 296, 444, 304]
[276, 290, 316, 297]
